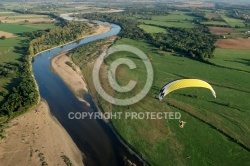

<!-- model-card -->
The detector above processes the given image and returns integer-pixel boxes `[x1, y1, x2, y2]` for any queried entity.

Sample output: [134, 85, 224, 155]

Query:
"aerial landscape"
[0, 0, 249, 166]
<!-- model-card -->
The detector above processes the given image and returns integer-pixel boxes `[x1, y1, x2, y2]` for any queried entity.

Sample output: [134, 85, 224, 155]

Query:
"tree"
[1, 36, 6, 40]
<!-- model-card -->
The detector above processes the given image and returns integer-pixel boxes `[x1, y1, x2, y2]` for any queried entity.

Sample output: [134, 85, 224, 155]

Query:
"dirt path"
[0, 101, 84, 166]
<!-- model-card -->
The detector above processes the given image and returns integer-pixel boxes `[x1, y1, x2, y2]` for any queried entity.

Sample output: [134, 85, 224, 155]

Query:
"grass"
[220, 14, 245, 28]
[0, 23, 46, 34]
[210, 48, 250, 72]
[151, 12, 197, 21]
[201, 21, 228, 26]
[23, 22, 56, 30]
[138, 19, 196, 28]
[139, 24, 166, 34]
[0, 12, 17, 17]
[84, 38, 250, 166]
[134, 12, 197, 28]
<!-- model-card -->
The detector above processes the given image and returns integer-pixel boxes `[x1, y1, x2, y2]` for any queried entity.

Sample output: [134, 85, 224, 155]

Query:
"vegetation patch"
[139, 24, 166, 34]
[211, 48, 250, 72]
[61, 155, 73, 166]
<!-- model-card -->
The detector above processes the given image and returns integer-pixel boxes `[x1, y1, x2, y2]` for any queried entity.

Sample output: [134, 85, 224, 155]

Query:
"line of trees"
[0, 54, 39, 117]
[77, 11, 217, 61]
[77, 12, 149, 40]
[25, 21, 93, 55]
[151, 26, 217, 60]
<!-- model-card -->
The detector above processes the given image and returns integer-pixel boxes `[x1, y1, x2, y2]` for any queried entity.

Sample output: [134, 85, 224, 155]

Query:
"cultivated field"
[220, 14, 245, 27]
[0, 23, 55, 34]
[206, 12, 220, 20]
[211, 48, 250, 72]
[208, 26, 236, 34]
[216, 38, 250, 49]
[139, 24, 166, 34]
[201, 21, 228, 26]
[173, 2, 214, 8]
[0, 14, 55, 23]
[137, 11, 198, 28]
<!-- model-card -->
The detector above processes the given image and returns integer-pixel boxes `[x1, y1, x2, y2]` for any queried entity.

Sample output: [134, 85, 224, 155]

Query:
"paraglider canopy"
[158, 79, 216, 101]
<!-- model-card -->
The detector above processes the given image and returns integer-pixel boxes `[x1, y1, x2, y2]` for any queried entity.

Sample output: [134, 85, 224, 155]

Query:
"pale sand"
[51, 24, 111, 105]
[51, 52, 90, 105]
[0, 101, 84, 166]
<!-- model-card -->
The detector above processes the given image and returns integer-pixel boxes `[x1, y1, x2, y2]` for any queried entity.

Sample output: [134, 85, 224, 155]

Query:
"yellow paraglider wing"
[158, 79, 216, 100]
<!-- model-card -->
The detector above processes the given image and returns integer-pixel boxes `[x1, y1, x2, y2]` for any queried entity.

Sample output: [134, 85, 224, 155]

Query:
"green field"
[211, 48, 250, 72]
[0, 23, 44, 34]
[0, 12, 17, 16]
[138, 19, 196, 28]
[151, 12, 197, 21]
[139, 24, 166, 33]
[87, 38, 250, 166]
[135, 12, 197, 28]
[220, 14, 245, 27]
[23, 22, 56, 29]
[201, 21, 228, 26]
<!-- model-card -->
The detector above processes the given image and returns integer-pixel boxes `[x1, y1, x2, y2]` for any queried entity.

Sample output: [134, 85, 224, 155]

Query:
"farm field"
[90, 38, 250, 166]
[220, 14, 245, 27]
[208, 26, 236, 34]
[136, 12, 197, 28]
[201, 21, 228, 26]
[0, 22, 55, 35]
[211, 48, 250, 72]
[138, 19, 196, 28]
[0, 13, 55, 23]
[215, 38, 250, 49]
[205, 12, 220, 20]
[173, 2, 214, 8]
[151, 12, 197, 21]
[139, 24, 166, 34]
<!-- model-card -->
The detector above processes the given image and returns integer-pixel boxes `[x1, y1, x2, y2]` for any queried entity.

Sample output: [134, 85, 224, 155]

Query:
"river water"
[32, 20, 144, 165]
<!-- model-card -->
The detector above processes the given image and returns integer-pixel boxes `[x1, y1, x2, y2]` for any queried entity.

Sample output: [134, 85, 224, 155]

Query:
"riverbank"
[51, 51, 90, 105]
[33, 24, 111, 57]
[0, 101, 84, 166]
[50, 24, 111, 104]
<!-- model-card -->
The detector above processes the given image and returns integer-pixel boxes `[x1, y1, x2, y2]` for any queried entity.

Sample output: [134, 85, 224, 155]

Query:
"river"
[32, 18, 144, 165]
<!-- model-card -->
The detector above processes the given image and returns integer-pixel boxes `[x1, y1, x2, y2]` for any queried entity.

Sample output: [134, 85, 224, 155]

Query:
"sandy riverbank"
[51, 24, 111, 105]
[51, 52, 90, 105]
[0, 101, 84, 166]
